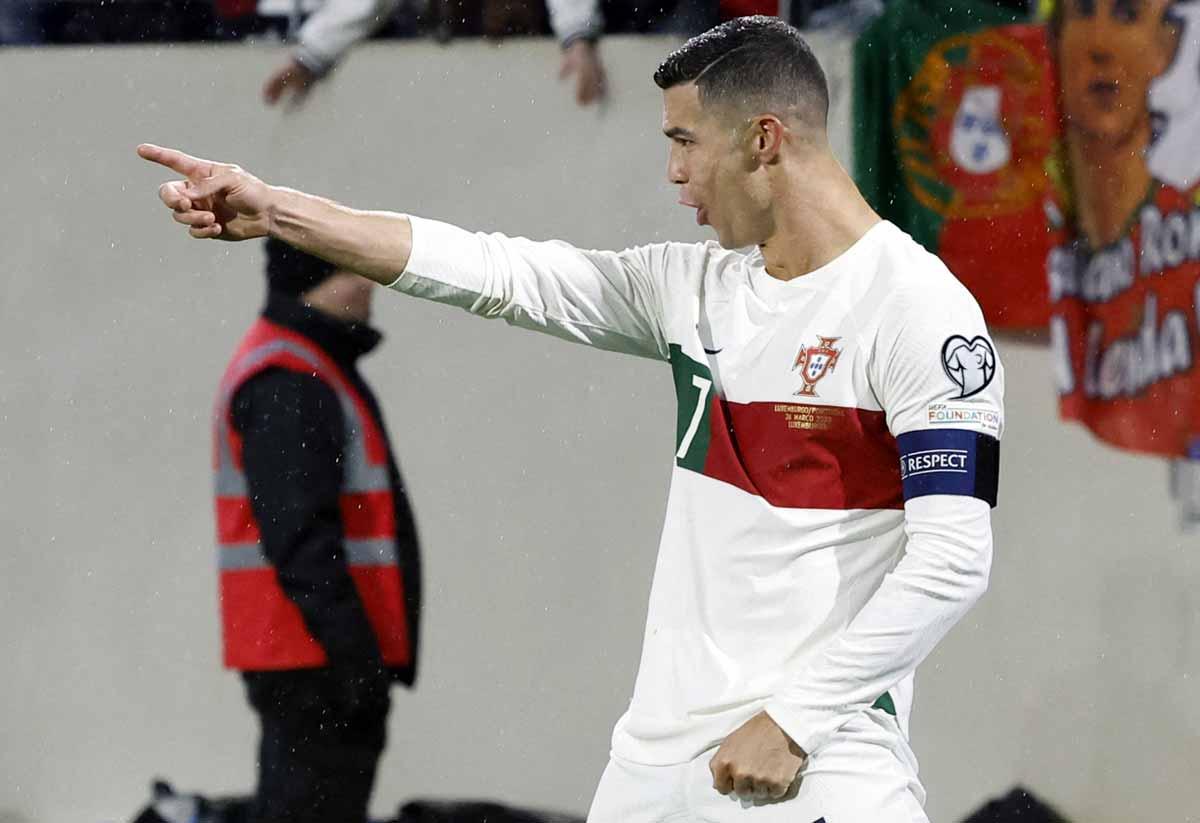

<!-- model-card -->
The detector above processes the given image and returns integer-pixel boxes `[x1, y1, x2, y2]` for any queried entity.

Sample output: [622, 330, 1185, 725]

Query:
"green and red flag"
[855, 0, 1061, 331]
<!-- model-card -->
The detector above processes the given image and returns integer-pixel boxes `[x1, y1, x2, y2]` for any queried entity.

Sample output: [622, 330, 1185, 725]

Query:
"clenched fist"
[710, 711, 807, 802]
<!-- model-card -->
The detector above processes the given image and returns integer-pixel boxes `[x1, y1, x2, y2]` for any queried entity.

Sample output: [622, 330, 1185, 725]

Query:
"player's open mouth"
[678, 197, 708, 226]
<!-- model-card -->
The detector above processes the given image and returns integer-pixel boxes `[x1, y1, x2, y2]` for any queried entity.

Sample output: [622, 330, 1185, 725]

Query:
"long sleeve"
[293, 0, 400, 76]
[389, 215, 681, 361]
[764, 495, 992, 755]
[545, 0, 603, 44]
[764, 260, 1004, 756]
[232, 369, 382, 665]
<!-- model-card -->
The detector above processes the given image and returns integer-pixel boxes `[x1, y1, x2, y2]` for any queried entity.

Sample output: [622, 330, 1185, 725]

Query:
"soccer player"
[140, 16, 1003, 822]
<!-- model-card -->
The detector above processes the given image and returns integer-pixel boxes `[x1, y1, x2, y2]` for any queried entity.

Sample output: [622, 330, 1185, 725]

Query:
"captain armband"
[896, 428, 1000, 507]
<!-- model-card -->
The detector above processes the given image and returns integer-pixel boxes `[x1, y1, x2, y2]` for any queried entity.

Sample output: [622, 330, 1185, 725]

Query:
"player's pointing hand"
[137, 144, 273, 241]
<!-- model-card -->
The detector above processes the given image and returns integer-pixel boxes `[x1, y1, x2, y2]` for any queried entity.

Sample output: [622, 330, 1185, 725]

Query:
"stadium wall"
[0, 36, 1195, 823]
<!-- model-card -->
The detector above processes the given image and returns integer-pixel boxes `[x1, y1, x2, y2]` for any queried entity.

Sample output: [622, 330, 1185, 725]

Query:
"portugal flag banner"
[1047, 0, 1200, 459]
[854, 0, 1060, 330]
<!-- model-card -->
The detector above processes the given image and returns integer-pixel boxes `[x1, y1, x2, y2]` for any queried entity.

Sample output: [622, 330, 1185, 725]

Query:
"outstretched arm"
[138, 143, 681, 359]
[137, 143, 413, 284]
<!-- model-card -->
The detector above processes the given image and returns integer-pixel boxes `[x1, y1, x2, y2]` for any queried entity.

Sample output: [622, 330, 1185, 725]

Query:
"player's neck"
[758, 154, 881, 282]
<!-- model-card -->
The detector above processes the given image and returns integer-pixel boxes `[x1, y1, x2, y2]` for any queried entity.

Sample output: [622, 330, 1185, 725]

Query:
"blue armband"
[897, 428, 999, 507]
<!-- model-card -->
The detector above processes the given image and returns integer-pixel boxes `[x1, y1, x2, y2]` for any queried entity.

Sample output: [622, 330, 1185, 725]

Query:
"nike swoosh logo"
[704, 347, 723, 355]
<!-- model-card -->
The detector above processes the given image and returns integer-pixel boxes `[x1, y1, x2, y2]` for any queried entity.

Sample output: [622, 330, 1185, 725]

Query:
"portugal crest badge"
[793, 335, 842, 397]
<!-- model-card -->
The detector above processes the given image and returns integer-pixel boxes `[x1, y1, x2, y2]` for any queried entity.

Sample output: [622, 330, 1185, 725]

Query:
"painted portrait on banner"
[1047, 0, 1200, 459]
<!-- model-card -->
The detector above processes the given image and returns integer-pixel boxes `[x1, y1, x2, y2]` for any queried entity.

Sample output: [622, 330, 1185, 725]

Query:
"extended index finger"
[136, 143, 217, 180]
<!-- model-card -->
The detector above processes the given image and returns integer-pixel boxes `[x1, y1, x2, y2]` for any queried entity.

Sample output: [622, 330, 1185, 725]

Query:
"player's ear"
[750, 115, 785, 164]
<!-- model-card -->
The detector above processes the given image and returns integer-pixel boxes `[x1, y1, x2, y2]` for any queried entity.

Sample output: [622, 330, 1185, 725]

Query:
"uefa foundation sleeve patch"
[896, 428, 999, 506]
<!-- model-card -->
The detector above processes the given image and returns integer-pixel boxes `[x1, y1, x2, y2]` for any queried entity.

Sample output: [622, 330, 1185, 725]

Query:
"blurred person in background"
[259, 0, 403, 104]
[215, 239, 422, 823]
[258, 0, 613, 107]
[549, 0, 608, 106]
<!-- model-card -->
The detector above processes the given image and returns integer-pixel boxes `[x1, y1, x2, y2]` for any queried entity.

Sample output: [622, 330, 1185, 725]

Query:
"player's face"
[1057, 0, 1175, 145]
[662, 84, 767, 249]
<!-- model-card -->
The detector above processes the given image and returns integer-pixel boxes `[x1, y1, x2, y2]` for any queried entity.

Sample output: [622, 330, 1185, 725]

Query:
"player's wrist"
[264, 184, 282, 238]
[264, 185, 302, 241]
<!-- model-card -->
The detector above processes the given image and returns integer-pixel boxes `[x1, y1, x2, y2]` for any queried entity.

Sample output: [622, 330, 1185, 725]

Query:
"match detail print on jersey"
[670, 345, 905, 511]
[897, 428, 999, 506]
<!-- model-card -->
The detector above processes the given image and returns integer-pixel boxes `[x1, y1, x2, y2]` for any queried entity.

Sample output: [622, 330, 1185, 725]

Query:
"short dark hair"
[653, 16, 829, 128]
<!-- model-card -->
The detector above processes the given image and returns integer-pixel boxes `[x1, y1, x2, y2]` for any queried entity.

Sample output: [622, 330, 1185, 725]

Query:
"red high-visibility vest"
[214, 318, 412, 671]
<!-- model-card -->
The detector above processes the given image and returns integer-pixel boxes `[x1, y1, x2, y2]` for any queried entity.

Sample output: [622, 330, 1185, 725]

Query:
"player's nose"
[667, 149, 688, 184]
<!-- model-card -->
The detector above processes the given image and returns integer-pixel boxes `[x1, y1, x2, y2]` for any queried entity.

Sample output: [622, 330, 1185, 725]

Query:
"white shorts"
[587, 711, 928, 823]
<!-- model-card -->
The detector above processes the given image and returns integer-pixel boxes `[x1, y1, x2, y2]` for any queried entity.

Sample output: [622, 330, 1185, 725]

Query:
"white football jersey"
[392, 217, 1003, 765]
